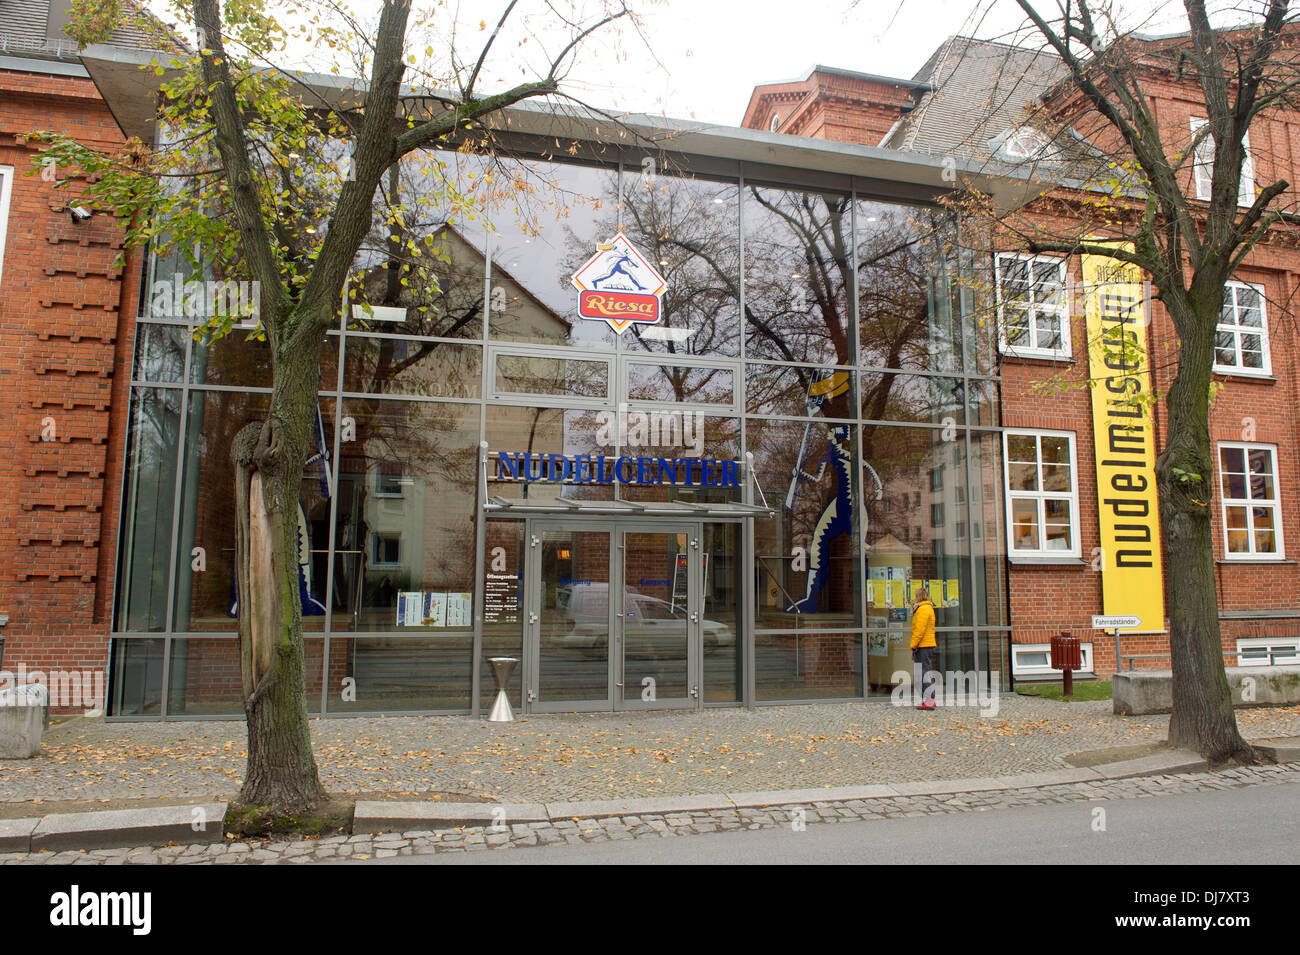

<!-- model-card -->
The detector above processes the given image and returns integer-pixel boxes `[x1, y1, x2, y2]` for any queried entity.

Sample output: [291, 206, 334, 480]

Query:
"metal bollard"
[487, 657, 518, 722]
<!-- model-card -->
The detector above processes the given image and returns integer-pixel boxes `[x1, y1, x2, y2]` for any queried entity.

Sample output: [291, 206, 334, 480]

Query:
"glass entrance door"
[530, 525, 614, 711]
[616, 527, 698, 709]
[524, 520, 706, 712]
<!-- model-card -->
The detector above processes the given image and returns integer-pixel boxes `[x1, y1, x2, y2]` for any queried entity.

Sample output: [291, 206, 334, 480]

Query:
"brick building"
[0, 1, 158, 704]
[745, 33, 1300, 678]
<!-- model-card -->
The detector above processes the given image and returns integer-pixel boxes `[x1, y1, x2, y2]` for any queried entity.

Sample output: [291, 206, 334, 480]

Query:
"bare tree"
[52, 0, 637, 818]
[992, 0, 1300, 761]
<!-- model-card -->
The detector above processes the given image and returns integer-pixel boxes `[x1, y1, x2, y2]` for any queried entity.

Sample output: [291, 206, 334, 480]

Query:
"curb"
[355, 749, 1225, 833]
[2, 803, 226, 855]
[3, 749, 1290, 853]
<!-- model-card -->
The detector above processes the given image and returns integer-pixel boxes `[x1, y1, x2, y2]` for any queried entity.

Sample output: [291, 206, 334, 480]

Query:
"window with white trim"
[1215, 281, 1271, 375]
[1012, 642, 1094, 676]
[995, 254, 1070, 358]
[0, 165, 13, 286]
[1003, 430, 1081, 558]
[1236, 638, 1299, 667]
[999, 126, 1051, 161]
[1217, 442, 1284, 558]
[1190, 117, 1255, 206]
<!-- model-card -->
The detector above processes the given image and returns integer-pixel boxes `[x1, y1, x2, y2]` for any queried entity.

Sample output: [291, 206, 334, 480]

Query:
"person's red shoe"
[919, 699, 936, 710]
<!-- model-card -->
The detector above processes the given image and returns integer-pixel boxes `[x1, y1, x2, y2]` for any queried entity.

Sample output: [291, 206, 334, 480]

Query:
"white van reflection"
[549, 582, 733, 656]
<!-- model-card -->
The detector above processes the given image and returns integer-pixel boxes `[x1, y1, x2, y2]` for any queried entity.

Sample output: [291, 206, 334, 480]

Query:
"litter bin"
[1050, 632, 1082, 696]
[486, 657, 518, 723]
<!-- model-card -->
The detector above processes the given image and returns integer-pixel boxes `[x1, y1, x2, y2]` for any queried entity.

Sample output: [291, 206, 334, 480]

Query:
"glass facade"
[112, 147, 1008, 716]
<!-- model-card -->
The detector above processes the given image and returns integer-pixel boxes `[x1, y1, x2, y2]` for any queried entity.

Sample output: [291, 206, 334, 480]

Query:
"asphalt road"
[372, 780, 1300, 865]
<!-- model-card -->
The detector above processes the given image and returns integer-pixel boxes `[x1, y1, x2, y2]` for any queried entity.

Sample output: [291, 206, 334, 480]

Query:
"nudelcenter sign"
[1083, 245, 1165, 631]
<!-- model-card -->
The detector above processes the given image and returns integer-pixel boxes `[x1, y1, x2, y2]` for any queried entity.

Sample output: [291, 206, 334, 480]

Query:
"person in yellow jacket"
[910, 587, 937, 710]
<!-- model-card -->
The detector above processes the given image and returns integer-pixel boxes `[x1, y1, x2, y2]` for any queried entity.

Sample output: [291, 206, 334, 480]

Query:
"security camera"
[69, 204, 93, 223]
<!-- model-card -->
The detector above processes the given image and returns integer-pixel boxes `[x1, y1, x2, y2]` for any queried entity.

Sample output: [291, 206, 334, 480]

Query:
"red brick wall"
[742, 71, 918, 146]
[998, 241, 1300, 676]
[0, 64, 143, 708]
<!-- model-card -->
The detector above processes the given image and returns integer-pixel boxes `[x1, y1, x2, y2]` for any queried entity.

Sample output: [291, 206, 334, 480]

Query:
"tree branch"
[193, 0, 286, 339]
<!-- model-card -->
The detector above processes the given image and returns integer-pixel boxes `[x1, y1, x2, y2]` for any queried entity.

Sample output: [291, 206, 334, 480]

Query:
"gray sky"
[158, 1, 1221, 126]
[420, 0, 1196, 125]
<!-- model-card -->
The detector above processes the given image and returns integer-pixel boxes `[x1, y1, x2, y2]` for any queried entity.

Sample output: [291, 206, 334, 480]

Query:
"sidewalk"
[2, 761, 1296, 864]
[5, 696, 1299, 804]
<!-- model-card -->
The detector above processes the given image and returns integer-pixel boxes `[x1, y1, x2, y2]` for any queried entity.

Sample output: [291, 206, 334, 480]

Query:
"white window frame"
[0, 165, 13, 287]
[1012, 642, 1094, 677]
[1214, 281, 1272, 377]
[994, 253, 1071, 359]
[1217, 441, 1285, 560]
[1003, 428, 1082, 559]
[1190, 117, 1255, 207]
[999, 126, 1051, 161]
[1235, 637, 1299, 667]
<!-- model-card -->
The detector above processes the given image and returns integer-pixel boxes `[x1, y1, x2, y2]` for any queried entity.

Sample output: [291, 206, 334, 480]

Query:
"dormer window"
[998, 126, 1051, 161]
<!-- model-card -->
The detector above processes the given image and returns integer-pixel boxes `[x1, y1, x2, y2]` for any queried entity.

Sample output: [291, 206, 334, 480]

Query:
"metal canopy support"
[482, 499, 775, 519]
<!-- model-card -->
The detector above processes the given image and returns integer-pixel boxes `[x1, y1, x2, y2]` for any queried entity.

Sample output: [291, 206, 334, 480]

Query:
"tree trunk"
[230, 326, 328, 812]
[1157, 292, 1255, 764]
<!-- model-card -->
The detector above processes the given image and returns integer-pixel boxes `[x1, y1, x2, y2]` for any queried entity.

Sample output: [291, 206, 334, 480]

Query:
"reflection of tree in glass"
[616, 173, 741, 360]
[859, 209, 961, 428]
[745, 188, 852, 375]
[348, 158, 489, 396]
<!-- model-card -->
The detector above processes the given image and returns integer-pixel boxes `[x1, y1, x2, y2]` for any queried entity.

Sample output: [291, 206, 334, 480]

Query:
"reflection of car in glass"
[546, 583, 733, 655]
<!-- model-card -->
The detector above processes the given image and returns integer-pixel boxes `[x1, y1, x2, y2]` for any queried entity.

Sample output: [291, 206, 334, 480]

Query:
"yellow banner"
[1083, 246, 1165, 631]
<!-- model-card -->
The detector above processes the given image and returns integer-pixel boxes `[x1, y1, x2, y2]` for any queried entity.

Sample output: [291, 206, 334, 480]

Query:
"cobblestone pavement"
[2, 762, 1295, 865]
[4, 698, 1298, 804]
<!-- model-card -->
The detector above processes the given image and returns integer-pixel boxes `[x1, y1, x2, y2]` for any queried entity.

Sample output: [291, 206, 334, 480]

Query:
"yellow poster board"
[1082, 246, 1165, 630]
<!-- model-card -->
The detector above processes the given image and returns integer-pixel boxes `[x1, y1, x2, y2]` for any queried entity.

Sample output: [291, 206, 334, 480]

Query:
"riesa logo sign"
[571, 232, 666, 333]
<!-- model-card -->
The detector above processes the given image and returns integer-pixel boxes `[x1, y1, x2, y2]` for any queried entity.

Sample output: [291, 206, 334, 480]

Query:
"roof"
[78, 43, 1043, 212]
[0, 0, 164, 63]
[881, 36, 1066, 162]
[799, 63, 930, 92]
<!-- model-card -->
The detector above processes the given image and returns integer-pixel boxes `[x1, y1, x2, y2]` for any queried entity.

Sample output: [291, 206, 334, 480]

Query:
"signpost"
[1092, 615, 1143, 673]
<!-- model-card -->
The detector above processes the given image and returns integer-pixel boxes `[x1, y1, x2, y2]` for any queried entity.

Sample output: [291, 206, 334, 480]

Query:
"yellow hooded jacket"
[910, 600, 936, 650]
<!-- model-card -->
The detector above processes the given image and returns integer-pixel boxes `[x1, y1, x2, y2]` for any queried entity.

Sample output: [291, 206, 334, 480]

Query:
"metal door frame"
[522, 517, 705, 713]
[524, 519, 616, 713]
[614, 522, 700, 711]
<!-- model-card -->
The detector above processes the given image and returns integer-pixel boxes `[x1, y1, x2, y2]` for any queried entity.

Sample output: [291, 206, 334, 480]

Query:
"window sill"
[1212, 369, 1275, 382]
[1216, 557, 1293, 565]
[1009, 556, 1085, 566]
[999, 350, 1075, 365]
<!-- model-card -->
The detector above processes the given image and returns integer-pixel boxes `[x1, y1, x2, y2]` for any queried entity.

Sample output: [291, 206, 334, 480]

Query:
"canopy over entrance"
[483, 496, 774, 518]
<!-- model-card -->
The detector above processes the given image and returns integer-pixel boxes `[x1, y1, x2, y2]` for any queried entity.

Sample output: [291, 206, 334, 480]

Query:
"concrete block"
[0, 706, 45, 759]
[0, 817, 39, 853]
[1114, 666, 1300, 715]
[353, 801, 548, 833]
[30, 802, 227, 852]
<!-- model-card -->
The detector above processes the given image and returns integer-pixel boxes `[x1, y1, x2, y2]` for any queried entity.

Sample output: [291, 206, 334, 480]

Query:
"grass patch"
[225, 796, 353, 838]
[1016, 680, 1111, 702]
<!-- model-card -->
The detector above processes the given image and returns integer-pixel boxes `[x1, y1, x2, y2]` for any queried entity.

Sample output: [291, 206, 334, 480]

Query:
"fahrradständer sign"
[1092, 614, 1142, 630]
